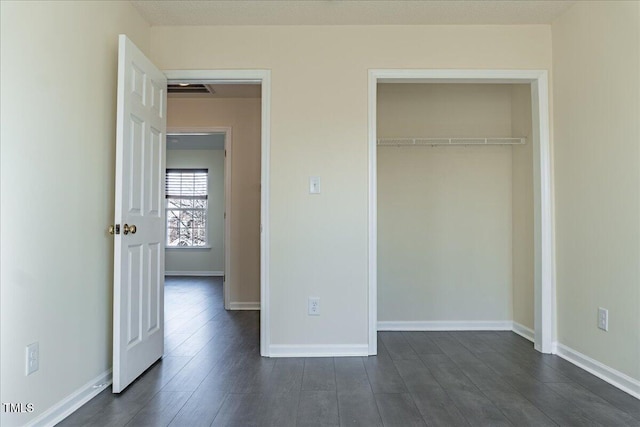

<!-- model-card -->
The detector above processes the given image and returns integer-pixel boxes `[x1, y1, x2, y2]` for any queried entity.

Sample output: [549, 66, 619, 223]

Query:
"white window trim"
[165, 169, 210, 248]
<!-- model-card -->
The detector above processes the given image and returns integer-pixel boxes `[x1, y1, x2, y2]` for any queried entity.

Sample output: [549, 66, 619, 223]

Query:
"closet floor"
[59, 277, 639, 426]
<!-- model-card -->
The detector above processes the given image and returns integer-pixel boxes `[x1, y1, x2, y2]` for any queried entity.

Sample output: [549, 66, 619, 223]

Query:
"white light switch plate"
[309, 176, 321, 194]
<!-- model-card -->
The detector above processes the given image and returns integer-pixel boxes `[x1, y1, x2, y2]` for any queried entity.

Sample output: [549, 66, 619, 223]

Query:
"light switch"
[309, 176, 321, 194]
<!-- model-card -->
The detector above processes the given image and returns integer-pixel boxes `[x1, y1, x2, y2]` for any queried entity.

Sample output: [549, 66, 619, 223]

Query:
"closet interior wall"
[377, 83, 534, 329]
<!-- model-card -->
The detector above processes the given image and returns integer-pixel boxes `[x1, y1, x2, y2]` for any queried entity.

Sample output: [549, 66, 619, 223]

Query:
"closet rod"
[377, 137, 526, 146]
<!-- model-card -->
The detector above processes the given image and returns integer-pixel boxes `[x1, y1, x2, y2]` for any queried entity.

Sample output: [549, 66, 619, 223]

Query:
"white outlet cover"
[308, 297, 320, 315]
[598, 307, 608, 331]
[26, 342, 39, 376]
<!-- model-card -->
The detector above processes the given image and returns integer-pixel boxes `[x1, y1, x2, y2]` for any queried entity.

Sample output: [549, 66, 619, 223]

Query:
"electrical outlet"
[25, 342, 39, 376]
[598, 307, 608, 331]
[308, 297, 320, 315]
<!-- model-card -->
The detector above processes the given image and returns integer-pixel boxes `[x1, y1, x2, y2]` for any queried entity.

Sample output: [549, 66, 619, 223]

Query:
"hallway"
[59, 277, 639, 426]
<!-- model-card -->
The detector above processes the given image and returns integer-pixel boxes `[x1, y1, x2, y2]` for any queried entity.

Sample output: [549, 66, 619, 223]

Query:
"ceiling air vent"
[167, 84, 214, 94]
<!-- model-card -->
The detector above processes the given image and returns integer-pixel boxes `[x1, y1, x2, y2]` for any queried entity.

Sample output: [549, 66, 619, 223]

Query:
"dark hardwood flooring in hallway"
[59, 277, 640, 426]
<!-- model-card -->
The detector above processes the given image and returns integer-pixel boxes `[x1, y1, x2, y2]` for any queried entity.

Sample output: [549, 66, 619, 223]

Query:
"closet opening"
[367, 70, 554, 356]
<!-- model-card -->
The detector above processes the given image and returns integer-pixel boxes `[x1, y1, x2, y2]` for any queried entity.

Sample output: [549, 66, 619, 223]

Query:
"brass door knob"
[123, 224, 137, 235]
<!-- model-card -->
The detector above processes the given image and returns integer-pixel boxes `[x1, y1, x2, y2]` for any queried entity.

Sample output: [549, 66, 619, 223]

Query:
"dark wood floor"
[60, 277, 640, 427]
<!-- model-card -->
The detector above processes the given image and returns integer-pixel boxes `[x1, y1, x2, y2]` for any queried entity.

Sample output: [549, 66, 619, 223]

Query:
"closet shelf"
[377, 137, 526, 146]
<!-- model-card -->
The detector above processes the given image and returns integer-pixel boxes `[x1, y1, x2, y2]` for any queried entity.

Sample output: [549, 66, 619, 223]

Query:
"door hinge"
[224, 149, 227, 157]
[108, 224, 121, 235]
[224, 212, 226, 219]
[223, 275, 226, 282]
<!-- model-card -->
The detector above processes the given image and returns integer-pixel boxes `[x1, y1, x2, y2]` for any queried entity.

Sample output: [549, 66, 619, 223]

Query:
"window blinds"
[165, 169, 208, 199]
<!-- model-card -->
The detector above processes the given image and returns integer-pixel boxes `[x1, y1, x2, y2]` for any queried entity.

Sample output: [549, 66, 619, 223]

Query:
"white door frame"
[166, 126, 233, 310]
[165, 70, 271, 357]
[368, 69, 555, 355]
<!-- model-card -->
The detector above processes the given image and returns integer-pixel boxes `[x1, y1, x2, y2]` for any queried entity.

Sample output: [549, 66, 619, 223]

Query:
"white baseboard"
[28, 369, 112, 427]
[165, 271, 224, 277]
[377, 320, 513, 331]
[228, 302, 260, 310]
[553, 342, 640, 400]
[269, 344, 369, 358]
[512, 322, 535, 342]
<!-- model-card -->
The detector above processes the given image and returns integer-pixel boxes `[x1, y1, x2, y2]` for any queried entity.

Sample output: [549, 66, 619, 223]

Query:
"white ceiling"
[131, 0, 576, 26]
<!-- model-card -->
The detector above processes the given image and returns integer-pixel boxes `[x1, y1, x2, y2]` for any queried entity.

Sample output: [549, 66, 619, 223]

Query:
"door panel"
[113, 34, 166, 393]
[127, 245, 142, 346]
[148, 127, 162, 217]
[148, 243, 161, 333]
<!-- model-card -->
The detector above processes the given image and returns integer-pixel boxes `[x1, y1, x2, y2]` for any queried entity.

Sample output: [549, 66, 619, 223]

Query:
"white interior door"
[113, 34, 166, 393]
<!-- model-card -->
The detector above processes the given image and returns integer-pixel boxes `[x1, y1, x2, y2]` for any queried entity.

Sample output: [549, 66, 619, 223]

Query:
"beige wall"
[150, 25, 552, 346]
[167, 98, 262, 304]
[552, 1, 640, 380]
[0, 1, 150, 425]
[377, 84, 513, 138]
[377, 84, 533, 324]
[165, 148, 225, 273]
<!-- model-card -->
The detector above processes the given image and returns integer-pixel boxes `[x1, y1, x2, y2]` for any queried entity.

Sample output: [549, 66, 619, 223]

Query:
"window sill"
[165, 246, 212, 250]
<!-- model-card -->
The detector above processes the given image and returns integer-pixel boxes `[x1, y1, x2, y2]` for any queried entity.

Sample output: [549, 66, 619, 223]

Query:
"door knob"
[123, 224, 137, 235]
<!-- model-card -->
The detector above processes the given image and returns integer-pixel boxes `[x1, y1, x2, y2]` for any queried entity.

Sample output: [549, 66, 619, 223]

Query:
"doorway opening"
[164, 129, 232, 308]
[164, 75, 270, 356]
[368, 70, 554, 355]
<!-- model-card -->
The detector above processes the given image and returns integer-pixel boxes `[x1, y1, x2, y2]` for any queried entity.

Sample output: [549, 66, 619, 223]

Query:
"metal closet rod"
[377, 137, 526, 146]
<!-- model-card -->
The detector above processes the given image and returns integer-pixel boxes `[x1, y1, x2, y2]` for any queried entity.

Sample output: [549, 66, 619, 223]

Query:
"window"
[165, 169, 208, 247]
